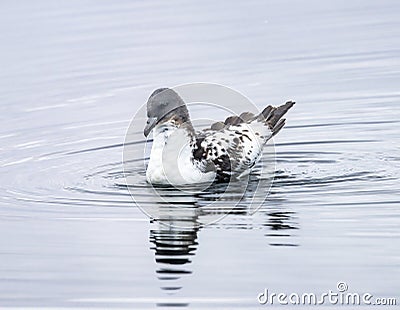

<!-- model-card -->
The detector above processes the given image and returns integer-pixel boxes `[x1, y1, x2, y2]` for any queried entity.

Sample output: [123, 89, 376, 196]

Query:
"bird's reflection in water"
[263, 210, 299, 247]
[261, 173, 300, 246]
[149, 206, 199, 294]
[147, 200, 199, 307]
[145, 176, 299, 308]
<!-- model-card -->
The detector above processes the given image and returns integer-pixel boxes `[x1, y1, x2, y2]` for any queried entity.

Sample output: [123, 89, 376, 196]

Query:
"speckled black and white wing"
[192, 101, 295, 181]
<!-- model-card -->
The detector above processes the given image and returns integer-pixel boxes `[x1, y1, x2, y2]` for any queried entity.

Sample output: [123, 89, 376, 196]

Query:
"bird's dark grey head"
[144, 88, 192, 137]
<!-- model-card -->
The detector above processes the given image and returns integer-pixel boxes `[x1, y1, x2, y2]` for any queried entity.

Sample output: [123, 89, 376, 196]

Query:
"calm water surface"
[0, 0, 399, 308]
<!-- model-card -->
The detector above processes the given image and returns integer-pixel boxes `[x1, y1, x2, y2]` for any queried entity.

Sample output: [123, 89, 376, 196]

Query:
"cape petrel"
[144, 88, 294, 185]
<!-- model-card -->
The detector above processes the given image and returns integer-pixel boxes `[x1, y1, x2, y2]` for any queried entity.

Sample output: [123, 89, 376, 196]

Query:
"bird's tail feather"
[207, 100, 295, 136]
[259, 101, 295, 136]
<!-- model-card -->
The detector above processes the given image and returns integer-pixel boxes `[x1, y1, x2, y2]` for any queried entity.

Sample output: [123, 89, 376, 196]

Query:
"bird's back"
[192, 101, 295, 181]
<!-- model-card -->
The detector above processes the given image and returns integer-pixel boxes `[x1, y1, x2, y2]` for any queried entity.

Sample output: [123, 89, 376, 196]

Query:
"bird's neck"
[152, 121, 195, 147]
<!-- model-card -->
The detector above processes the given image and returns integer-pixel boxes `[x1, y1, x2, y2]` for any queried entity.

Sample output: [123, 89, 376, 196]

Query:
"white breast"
[146, 124, 215, 185]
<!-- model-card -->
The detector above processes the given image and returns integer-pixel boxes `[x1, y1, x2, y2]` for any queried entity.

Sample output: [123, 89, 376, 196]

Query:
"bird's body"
[144, 88, 294, 185]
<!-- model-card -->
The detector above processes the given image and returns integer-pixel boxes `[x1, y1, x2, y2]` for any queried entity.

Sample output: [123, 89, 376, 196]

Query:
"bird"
[144, 88, 294, 185]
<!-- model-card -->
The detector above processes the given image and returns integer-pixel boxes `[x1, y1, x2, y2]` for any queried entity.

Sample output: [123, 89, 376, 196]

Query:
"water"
[1, 0, 399, 308]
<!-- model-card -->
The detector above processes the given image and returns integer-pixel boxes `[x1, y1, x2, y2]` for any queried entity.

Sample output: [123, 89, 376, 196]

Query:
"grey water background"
[0, 0, 399, 308]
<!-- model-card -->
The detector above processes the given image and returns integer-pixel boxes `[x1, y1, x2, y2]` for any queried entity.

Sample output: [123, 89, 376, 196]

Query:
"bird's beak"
[144, 117, 157, 137]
